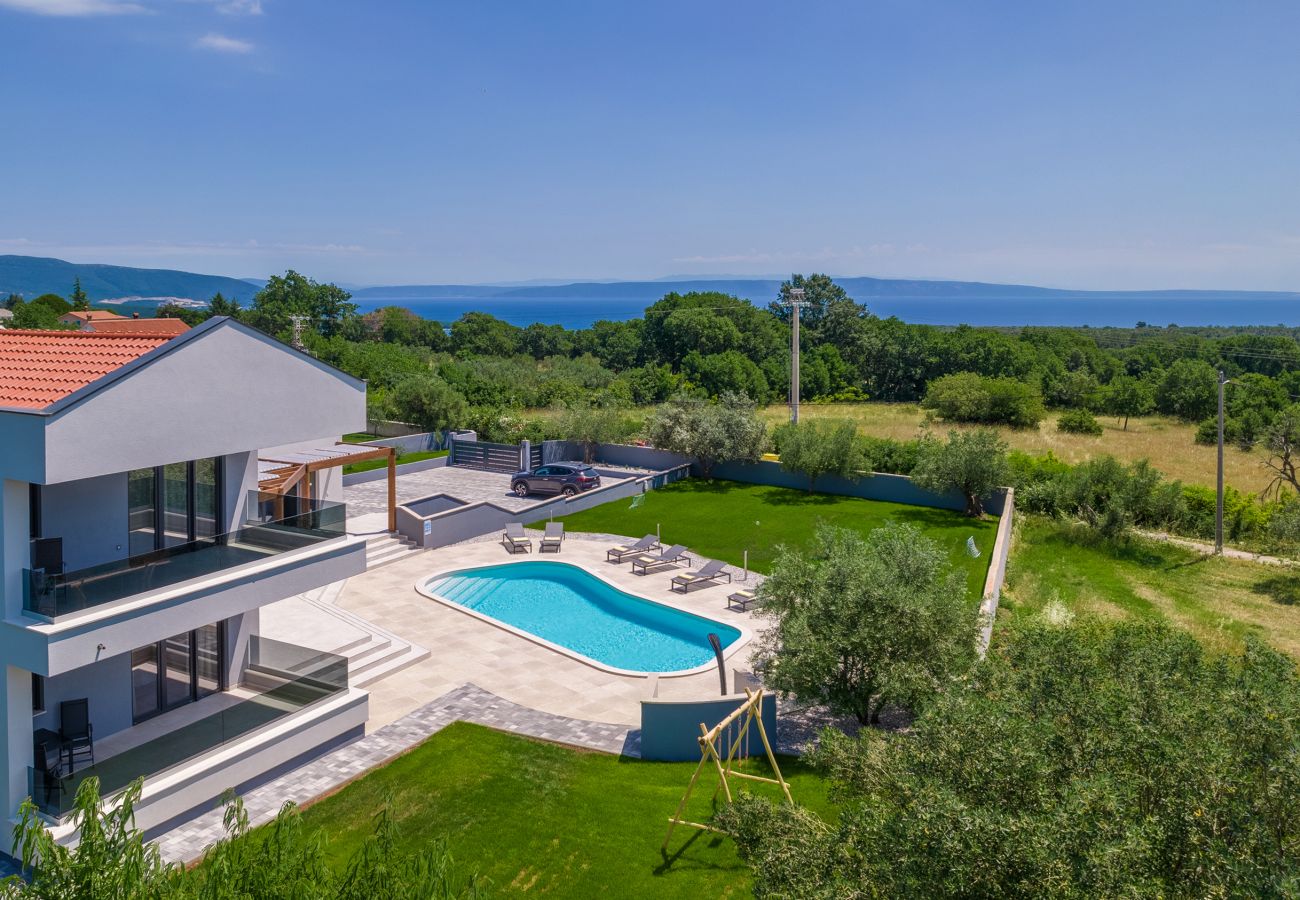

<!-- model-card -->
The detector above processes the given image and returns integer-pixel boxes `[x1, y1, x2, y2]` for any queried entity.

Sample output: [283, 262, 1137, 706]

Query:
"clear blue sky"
[2, 0, 1298, 290]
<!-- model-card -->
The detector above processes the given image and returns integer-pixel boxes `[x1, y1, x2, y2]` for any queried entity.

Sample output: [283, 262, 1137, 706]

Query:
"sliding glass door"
[131, 622, 226, 723]
[127, 458, 224, 556]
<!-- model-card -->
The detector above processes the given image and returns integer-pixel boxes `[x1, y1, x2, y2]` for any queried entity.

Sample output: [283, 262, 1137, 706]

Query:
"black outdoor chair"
[33, 739, 63, 808]
[59, 699, 94, 772]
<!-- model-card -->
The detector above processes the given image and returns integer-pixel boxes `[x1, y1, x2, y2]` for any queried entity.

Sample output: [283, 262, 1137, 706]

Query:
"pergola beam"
[260, 443, 399, 533]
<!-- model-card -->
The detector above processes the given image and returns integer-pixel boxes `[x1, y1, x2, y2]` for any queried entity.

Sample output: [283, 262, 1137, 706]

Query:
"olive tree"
[557, 395, 634, 463]
[772, 419, 868, 492]
[752, 523, 976, 725]
[722, 620, 1300, 898]
[910, 429, 1009, 517]
[645, 390, 766, 477]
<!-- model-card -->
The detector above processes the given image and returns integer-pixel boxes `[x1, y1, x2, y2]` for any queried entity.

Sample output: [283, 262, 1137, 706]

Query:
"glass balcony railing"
[28, 635, 348, 821]
[23, 498, 347, 619]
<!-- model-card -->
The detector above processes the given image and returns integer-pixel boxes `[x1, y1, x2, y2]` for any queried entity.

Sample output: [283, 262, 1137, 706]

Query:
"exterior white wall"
[1, 479, 29, 620]
[33, 652, 133, 740]
[39, 473, 130, 571]
[226, 452, 258, 528]
[1, 666, 32, 826]
[24, 322, 365, 485]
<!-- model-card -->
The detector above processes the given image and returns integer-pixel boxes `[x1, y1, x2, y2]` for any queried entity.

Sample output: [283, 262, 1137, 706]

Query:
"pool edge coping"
[413, 558, 755, 680]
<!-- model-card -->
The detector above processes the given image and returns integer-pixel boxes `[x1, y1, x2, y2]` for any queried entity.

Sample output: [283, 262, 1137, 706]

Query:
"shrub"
[861, 436, 921, 475]
[772, 419, 868, 491]
[922, 372, 1044, 428]
[645, 391, 766, 477]
[1056, 409, 1103, 435]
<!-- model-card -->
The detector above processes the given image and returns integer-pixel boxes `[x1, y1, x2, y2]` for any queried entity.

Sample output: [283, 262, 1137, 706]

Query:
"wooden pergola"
[259, 443, 398, 533]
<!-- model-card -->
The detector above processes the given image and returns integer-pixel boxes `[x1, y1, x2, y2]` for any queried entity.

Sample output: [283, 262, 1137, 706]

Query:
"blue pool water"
[424, 561, 742, 672]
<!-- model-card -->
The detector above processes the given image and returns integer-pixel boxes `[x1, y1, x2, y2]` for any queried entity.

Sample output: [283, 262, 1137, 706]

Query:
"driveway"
[345, 465, 534, 516]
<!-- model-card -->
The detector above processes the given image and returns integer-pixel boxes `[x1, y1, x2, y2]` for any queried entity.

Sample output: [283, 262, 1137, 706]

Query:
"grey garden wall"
[395, 466, 689, 550]
[545, 442, 1007, 516]
[358, 431, 448, 454]
[639, 692, 779, 762]
[341, 454, 448, 487]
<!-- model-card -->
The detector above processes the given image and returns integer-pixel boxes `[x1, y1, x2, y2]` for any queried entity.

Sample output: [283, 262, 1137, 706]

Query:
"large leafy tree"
[1100, 374, 1154, 429]
[1155, 358, 1218, 421]
[753, 523, 975, 724]
[768, 272, 854, 329]
[911, 428, 1009, 517]
[450, 311, 522, 357]
[645, 390, 766, 477]
[245, 270, 357, 338]
[723, 619, 1300, 898]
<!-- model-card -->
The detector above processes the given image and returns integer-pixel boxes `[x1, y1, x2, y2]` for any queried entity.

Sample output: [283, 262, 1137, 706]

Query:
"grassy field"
[547, 479, 995, 599]
[760, 402, 1272, 494]
[1002, 516, 1300, 658]
[341, 448, 447, 475]
[289, 722, 831, 898]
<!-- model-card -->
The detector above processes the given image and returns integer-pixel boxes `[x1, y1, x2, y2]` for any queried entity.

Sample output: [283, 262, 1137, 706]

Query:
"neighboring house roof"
[58, 310, 128, 326]
[84, 317, 191, 336]
[0, 329, 174, 409]
[0, 308, 13, 321]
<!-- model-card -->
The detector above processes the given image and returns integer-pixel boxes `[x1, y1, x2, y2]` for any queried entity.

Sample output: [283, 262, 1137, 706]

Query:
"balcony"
[28, 636, 350, 821]
[24, 500, 347, 621]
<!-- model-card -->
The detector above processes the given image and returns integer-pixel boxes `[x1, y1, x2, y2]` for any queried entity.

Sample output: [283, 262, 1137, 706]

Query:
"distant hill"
[0, 256, 261, 304]
[353, 276, 1300, 305]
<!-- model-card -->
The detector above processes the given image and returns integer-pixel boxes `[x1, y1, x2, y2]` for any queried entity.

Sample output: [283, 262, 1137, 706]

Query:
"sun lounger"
[671, 558, 732, 593]
[630, 544, 691, 575]
[606, 534, 660, 562]
[502, 522, 532, 553]
[540, 521, 564, 552]
[727, 589, 758, 611]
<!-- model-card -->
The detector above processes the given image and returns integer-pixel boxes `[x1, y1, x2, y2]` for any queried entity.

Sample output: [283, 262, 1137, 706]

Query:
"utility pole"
[288, 315, 310, 352]
[788, 287, 806, 424]
[1216, 369, 1228, 555]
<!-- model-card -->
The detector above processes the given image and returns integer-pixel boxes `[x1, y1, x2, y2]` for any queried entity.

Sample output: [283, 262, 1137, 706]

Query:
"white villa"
[0, 319, 374, 839]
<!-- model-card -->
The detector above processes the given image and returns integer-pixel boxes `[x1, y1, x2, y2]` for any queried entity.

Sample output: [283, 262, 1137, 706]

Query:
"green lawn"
[546, 479, 996, 599]
[1002, 515, 1300, 659]
[341, 432, 381, 444]
[341, 448, 447, 475]
[287, 722, 831, 898]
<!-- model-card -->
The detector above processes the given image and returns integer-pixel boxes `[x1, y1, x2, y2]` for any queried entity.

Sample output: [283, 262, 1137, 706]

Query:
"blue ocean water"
[425, 560, 741, 672]
[354, 294, 1300, 329]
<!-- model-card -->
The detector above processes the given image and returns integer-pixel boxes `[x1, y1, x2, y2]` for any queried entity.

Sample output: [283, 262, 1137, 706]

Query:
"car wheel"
[562, 486, 578, 497]
[513, 482, 530, 497]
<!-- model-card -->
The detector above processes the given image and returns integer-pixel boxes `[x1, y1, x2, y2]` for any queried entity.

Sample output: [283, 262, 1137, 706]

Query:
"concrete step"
[362, 533, 424, 570]
[298, 581, 430, 689]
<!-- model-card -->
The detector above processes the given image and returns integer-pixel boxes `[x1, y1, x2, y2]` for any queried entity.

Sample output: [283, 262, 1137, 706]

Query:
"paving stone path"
[153, 683, 635, 865]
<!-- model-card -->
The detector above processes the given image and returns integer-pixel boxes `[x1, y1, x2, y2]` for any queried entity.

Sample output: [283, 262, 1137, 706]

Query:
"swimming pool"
[421, 561, 743, 674]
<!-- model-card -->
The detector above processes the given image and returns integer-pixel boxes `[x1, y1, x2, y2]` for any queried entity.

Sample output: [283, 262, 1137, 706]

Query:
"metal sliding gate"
[450, 439, 541, 473]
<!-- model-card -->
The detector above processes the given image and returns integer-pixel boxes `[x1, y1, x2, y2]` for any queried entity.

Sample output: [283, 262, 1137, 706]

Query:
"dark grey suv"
[511, 462, 601, 498]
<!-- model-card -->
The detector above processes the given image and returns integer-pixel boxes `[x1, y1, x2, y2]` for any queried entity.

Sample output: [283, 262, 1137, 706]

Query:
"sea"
[351, 294, 1300, 330]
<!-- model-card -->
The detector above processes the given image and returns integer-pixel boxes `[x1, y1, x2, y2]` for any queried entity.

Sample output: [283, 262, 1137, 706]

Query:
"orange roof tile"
[0, 329, 174, 409]
[85, 317, 191, 336]
[59, 310, 128, 323]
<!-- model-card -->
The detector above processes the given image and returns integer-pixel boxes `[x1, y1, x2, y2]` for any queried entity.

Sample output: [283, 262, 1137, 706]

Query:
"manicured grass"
[548, 478, 996, 599]
[341, 448, 447, 475]
[289, 722, 831, 898]
[759, 401, 1271, 494]
[1002, 515, 1300, 658]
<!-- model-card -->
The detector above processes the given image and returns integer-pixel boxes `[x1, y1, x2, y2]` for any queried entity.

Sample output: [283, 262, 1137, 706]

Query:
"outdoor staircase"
[364, 532, 423, 570]
[297, 581, 431, 688]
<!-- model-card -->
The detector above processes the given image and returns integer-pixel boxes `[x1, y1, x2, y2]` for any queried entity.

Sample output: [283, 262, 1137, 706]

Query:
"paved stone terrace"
[344, 465, 534, 516]
[153, 683, 636, 865]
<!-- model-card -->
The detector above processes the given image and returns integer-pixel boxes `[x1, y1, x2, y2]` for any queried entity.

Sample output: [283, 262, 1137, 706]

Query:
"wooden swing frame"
[661, 687, 792, 851]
